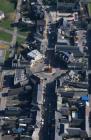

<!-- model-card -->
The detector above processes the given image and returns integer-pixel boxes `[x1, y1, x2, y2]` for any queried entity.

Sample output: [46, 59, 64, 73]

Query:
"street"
[41, 80, 56, 140]
[0, 0, 90, 140]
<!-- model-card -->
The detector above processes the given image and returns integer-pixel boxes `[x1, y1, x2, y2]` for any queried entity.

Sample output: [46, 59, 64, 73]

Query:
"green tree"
[43, 0, 57, 5]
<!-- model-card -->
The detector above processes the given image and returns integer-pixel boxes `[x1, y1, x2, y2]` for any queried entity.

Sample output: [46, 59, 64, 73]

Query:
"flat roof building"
[0, 11, 5, 21]
[0, 43, 9, 64]
[27, 49, 43, 67]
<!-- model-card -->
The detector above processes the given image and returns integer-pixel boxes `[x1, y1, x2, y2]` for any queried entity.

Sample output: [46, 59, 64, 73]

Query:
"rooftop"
[0, 43, 9, 64]
[80, 0, 91, 3]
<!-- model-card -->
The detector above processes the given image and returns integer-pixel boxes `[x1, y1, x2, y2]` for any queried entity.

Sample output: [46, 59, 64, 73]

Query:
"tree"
[43, 0, 57, 5]
[9, 0, 18, 9]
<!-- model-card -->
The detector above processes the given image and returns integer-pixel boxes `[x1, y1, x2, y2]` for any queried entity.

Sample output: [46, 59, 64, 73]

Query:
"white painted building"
[56, 12, 78, 22]
[27, 49, 44, 67]
[0, 11, 5, 21]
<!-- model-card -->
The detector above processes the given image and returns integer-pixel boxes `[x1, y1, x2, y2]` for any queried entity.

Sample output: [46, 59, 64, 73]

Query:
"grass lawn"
[0, 31, 12, 42]
[18, 31, 28, 37]
[0, 0, 15, 30]
[17, 37, 25, 44]
[88, 3, 91, 16]
[0, 0, 15, 13]
[0, 19, 12, 30]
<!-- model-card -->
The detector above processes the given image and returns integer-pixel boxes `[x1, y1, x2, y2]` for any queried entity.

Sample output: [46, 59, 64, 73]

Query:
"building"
[57, 2, 80, 12]
[87, 24, 91, 137]
[57, 12, 79, 22]
[0, 43, 9, 65]
[27, 49, 44, 67]
[80, 0, 91, 3]
[21, 17, 35, 25]
[14, 69, 28, 86]
[0, 11, 5, 21]
[55, 45, 83, 57]
[57, 39, 70, 46]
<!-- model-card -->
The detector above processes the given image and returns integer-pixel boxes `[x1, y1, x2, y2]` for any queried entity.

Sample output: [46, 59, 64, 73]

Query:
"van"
[2, 117, 10, 120]
[57, 39, 70, 46]
[19, 123, 27, 127]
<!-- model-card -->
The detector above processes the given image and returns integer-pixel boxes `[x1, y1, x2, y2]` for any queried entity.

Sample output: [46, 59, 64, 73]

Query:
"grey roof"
[80, 0, 91, 3]
[56, 45, 79, 50]
[0, 49, 6, 64]
[24, 85, 32, 90]
[60, 118, 69, 123]
[70, 119, 83, 127]
[66, 128, 87, 137]
[63, 80, 88, 89]
[58, 90, 88, 97]
[57, 2, 76, 8]
[8, 87, 25, 96]
[55, 45, 83, 57]
[60, 106, 69, 116]
[0, 11, 4, 16]
[87, 24, 91, 30]
[68, 62, 87, 69]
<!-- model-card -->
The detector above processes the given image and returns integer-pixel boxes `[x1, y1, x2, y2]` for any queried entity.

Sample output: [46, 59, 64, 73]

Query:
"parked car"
[2, 93, 8, 97]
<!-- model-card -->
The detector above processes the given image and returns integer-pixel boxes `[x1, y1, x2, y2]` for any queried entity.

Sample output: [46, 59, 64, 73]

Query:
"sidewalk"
[55, 111, 62, 140]
[55, 90, 63, 140]
[32, 80, 45, 140]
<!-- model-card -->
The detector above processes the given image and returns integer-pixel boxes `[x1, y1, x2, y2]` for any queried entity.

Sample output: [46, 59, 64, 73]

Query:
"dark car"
[0, 110, 5, 116]
[2, 93, 8, 97]
[22, 0, 27, 5]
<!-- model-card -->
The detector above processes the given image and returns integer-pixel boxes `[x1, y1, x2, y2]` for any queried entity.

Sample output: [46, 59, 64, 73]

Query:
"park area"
[0, 0, 15, 42]
[0, 0, 16, 30]
[88, 3, 91, 17]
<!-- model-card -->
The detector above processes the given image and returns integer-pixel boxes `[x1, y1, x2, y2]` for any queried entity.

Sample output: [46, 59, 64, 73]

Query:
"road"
[29, 1, 64, 140]
[41, 80, 56, 140]
[28, 1, 58, 140]
[32, 79, 45, 140]
[37, 0, 55, 55]
[0, 40, 11, 45]
[30, 4, 62, 140]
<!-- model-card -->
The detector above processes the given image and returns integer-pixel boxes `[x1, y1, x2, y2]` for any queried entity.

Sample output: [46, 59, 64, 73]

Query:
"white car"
[22, 18, 34, 24]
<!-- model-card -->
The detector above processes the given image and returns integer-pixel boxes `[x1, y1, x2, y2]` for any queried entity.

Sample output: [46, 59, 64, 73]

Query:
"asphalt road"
[41, 80, 56, 140]
[31, 6, 60, 140]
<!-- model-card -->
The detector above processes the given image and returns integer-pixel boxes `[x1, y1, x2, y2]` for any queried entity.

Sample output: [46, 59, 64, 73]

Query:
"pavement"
[32, 79, 45, 140]
[0, 40, 10, 45]
[55, 111, 63, 140]
[75, 30, 87, 53]
[0, 27, 26, 39]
